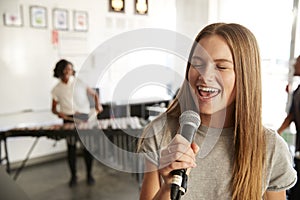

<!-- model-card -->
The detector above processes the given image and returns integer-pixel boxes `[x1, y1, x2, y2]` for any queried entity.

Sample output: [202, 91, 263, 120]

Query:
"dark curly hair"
[53, 59, 75, 78]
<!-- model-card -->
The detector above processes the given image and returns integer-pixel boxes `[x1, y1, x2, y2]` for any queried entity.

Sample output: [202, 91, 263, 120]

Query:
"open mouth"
[197, 86, 220, 99]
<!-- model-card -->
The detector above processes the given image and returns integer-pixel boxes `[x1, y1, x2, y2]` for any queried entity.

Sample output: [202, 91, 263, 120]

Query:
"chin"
[198, 107, 214, 115]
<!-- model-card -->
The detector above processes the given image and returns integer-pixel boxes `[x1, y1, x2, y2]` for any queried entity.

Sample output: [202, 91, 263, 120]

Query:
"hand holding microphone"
[159, 135, 199, 199]
[170, 110, 201, 200]
[159, 110, 200, 200]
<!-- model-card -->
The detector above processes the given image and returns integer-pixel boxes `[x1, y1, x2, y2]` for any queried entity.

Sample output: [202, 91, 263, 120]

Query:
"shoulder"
[141, 115, 172, 144]
[264, 127, 289, 152]
[51, 82, 62, 93]
[138, 114, 178, 166]
[264, 127, 291, 159]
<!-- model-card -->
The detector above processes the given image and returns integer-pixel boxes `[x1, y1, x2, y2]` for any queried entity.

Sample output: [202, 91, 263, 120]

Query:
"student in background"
[138, 23, 296, 200]
[278, 55, 300, 200]
[51, 59, 103, 187]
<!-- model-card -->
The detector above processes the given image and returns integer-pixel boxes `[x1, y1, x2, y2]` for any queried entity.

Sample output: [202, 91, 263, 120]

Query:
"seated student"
[51, 59, 103, 187]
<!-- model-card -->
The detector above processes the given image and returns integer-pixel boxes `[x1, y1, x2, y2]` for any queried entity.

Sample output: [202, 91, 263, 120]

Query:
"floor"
[5, 157, 141, 200]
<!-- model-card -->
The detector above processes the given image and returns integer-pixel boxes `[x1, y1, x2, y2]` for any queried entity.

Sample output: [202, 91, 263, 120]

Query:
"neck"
[61, 76, 70, 84]
[200, 104, 235, 128]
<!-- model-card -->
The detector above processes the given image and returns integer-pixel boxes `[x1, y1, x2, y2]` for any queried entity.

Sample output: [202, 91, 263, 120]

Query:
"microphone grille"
[179, 110, 201, 128]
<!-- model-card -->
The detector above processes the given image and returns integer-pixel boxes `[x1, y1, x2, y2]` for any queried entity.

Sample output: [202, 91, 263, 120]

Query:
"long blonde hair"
[138, 23, 266, 199]
[167, 23, 266, 199]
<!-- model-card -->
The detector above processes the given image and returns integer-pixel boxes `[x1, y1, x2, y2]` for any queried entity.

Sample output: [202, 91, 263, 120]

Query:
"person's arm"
[277, 113, 293, 134]
[51, 99, 59, 115]
[140, 160, 170, 200]
[86, 87, 103, 113]
[265, 190, 286, 200]
[51, 99, 66, 119]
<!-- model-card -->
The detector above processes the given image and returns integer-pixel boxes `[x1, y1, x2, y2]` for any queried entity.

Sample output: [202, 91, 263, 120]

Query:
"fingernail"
[192, 162, 197, 167]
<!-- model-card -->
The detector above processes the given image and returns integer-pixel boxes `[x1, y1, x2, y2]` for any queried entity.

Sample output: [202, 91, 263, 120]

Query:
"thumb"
[191, 142, 199, 154]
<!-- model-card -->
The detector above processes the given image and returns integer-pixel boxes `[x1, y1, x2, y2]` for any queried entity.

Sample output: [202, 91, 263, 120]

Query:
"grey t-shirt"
[140, 120, 297, 199]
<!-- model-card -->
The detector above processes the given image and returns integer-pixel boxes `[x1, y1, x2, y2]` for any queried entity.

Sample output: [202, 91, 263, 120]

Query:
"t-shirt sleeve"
[51, 88, 58, 101]
[138, 123, 161, 166]
[267, 133, 297, 191]
[138, 119, 172, 167]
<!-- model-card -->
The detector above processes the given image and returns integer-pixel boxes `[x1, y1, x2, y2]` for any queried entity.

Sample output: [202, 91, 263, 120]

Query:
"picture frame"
[74, 11, 88, 32]
[53, 8, 68, 31]
[30, 6, 47, 28]
[3, 12, 23, 27]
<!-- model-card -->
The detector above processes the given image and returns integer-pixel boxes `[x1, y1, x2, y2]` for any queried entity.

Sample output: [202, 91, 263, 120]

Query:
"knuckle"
[169, 162, 177, 170]
[174, 152, 183, 160]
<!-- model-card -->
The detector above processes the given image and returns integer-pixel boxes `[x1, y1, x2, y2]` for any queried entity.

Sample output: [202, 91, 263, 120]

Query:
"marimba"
[0, 116, 145, 184]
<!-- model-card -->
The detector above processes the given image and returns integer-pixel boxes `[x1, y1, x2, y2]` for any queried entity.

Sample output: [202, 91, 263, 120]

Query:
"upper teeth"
[198, 86, 218, 92]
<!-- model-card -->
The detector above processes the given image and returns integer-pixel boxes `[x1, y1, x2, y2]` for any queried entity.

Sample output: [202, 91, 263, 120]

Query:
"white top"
[51, 76, 90, 115]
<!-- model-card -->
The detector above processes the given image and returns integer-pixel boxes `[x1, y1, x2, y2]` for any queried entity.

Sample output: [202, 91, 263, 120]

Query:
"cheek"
[65, 69, 72, 75]
[230, 87, 236, 102]
[224, 76, 236, 100]
[188, 68, 199, 83]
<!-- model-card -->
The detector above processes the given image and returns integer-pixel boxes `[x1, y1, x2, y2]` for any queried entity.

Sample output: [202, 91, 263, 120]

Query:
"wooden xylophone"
[3, 116, 144, 138]
[0, 117, 145, 182]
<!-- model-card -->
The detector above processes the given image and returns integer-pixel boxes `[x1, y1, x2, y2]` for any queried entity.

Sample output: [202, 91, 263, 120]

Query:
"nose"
[197, 63, 215, 82]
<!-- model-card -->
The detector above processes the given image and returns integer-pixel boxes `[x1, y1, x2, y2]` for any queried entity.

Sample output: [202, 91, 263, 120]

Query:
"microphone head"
[179, 110, 201, 129]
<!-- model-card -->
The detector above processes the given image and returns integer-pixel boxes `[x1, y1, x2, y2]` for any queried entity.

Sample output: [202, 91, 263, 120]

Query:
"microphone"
[170, 110, 201, 200]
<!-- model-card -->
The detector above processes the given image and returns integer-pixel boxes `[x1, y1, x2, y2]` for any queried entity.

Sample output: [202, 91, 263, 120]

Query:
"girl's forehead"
[192, 36, 232, 63]
[191, 42, 211, 61]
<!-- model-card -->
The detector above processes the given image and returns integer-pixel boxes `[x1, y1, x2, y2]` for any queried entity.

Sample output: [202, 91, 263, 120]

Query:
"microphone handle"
[180, 171, 188, 195]
[170, 169, 186, 200]
[170, 124, 195, 199]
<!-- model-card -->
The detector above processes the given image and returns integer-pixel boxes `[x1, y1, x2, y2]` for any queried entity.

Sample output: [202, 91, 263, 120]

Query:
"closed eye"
[191, 64, 206, 68]
[191, 56, 207, 68]
[214, 59, 234, 70]
[216, 65, 227, 70]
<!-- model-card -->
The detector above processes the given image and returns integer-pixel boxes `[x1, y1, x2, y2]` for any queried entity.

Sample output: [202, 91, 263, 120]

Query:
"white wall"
[0, 0, 181, 163]
[0, 0, 179, 114]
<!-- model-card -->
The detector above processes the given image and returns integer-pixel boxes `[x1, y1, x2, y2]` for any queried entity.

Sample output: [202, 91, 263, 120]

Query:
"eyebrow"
[214, 58, 233, 64]
[191, 56, 203, 60]
[191, 56, 233, 64]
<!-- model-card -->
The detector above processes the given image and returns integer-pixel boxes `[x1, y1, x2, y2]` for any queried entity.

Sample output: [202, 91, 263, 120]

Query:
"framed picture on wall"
[30, 6, 47, 28]
[3, 11, 23, 27]
[74, 11, 88, 31]
[53, 8, 68, 30]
